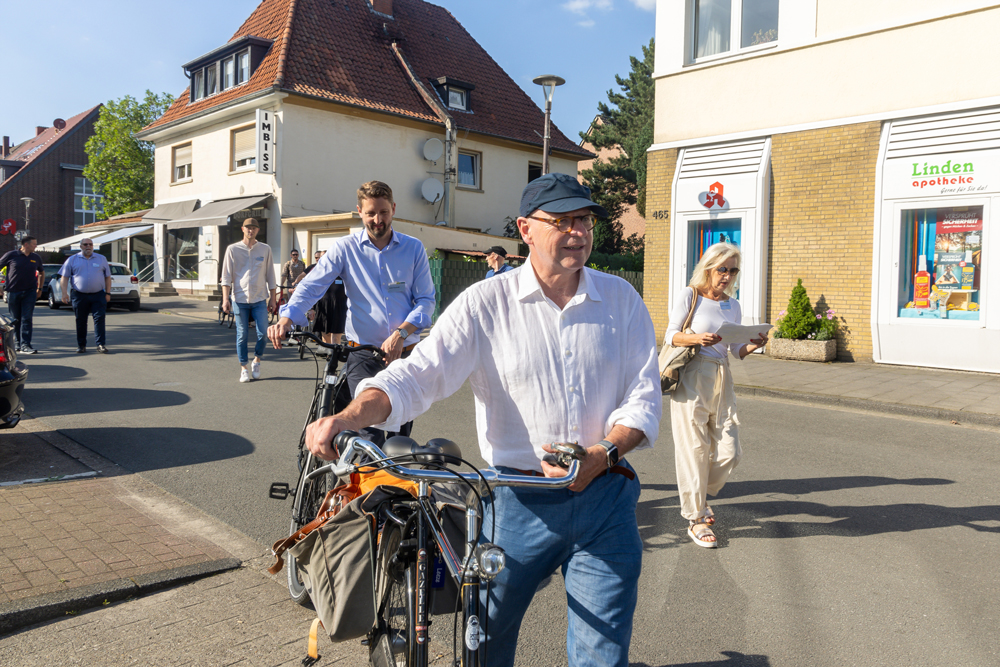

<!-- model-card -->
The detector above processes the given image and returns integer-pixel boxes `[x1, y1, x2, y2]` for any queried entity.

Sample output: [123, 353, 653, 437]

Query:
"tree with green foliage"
[775, 279, 819, 340]
[579, 38, 654, 256]
[83, 91, 174, 218]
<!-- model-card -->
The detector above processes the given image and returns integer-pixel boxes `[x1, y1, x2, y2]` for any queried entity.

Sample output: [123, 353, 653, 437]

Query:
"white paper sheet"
[715, 322, 771, 346]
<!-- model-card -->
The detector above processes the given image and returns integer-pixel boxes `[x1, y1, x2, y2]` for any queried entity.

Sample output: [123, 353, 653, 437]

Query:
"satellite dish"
[422, 138, 444, 161]
[421, 178, 444, 204]
[53, 118, 66, 130]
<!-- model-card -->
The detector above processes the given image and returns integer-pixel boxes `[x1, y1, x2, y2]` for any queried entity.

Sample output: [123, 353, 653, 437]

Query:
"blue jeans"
[481, 461, 642, 667]
[6, 289, 36, 348]
[233, 300, 268, 365]
[70, 291, 106, 348]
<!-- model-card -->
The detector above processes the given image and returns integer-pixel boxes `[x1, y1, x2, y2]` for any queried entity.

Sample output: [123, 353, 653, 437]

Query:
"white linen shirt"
[357, 263, 662, 471]
[221, 241, 276, 304]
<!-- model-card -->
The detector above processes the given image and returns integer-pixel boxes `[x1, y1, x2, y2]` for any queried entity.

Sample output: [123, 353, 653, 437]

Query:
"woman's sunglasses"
[714, 266, 740, 277]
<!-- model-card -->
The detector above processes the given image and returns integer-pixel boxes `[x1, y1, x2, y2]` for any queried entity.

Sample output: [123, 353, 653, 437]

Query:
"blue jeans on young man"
[233, 300, 268, 366]
[481, 461, 642, 667]
[6, 289, 37, 349]
[70, 291, 106, 348]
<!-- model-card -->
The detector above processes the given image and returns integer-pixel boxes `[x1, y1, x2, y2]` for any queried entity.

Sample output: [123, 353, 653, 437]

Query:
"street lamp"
[532, 75, 565, 175]
[20, 197, 33, 235]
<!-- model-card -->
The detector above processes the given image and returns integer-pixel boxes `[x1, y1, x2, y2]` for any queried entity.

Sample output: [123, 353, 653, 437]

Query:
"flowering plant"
[771, 279, 839, 341]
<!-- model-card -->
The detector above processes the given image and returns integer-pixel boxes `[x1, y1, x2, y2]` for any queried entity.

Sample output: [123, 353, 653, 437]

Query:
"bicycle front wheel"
[371, 523, 415, 667]
[286, 449, 333, 606]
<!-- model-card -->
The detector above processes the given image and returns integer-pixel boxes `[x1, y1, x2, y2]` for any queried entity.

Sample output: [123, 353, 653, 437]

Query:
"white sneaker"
[240, 368, 251, 383]
[251, 359, 261, 380]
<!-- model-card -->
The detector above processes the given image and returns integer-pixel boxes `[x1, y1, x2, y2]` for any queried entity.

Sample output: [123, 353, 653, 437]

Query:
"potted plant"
[769, 279, 838, 362]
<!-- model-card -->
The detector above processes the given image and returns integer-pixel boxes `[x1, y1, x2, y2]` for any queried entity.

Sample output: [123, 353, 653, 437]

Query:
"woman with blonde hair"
[665, 242, 767, 547]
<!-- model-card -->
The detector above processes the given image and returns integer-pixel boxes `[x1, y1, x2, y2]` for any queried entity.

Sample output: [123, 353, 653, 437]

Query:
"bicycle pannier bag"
[287, 486, 413, 642]
[659, 287, 701, 394]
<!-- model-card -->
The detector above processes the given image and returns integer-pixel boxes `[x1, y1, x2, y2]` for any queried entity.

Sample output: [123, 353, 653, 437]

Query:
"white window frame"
[457, 151, 481, 190]
[205, 63, 219, 97]
[690, 0, 779, 65]
[447, 88, 467, 110]
[222, 56, 235, 90]
[237, 50, 250, 84]
[74, 177, 104, 226]
[172, 143, 193, 183]
[231, 125, 256, 172]
[193, 70, 205, 101]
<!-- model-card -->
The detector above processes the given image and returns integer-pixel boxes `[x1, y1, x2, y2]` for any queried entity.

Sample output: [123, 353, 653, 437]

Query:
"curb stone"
[734, 384, 1000, 428]
[0, 558, 242, 636]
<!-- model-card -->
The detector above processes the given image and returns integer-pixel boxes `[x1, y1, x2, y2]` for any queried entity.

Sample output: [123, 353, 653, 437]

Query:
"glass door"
[687, 217, 742, 296]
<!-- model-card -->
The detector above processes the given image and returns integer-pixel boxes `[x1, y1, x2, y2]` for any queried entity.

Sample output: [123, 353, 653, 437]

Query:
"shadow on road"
[17, 364, 88, 383]
[54, 426, 254, 472]
[632, 652, 771, 666]
[635, 476, 977, 549]
[629, 651, 771, 667]
[23, 387, 189, 415]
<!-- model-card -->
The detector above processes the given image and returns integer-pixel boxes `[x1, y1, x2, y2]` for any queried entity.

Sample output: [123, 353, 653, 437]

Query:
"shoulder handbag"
[658, 287, 701, 394]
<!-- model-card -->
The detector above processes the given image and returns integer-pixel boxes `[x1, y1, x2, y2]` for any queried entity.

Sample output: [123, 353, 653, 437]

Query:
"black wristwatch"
[596, 440, 620, 468]
[396, 327, 409, 340]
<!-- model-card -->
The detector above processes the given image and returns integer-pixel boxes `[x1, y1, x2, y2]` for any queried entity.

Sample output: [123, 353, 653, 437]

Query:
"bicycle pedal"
[269, 482, 291, 500]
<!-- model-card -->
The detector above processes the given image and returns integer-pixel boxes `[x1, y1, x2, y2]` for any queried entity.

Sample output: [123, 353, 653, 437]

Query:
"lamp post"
[20, 197, 33, 236]
[532, 75, 565, 175]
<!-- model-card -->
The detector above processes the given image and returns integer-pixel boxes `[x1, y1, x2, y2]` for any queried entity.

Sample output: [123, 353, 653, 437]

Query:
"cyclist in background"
[303, 173, 661, 667]
[267, 180, 435, 444]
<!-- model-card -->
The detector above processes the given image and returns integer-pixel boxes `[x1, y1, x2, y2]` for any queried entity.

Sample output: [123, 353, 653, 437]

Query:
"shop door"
[687, 218, 742, 296]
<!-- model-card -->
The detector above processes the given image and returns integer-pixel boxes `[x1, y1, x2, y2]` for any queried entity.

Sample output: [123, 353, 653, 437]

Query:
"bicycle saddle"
[383, 436, 463, 467]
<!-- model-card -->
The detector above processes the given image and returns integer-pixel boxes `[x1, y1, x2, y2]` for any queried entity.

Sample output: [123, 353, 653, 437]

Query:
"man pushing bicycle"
[303, 173, 662, 667]
[267, 180, 436, 444]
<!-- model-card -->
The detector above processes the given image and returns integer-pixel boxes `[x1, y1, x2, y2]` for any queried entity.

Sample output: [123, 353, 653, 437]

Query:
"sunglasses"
[714, 266, 740, 277]
[80, 243, 94, 247]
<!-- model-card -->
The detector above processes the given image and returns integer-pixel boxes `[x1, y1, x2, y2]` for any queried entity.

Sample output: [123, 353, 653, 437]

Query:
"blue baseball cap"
[519, 173, 608, 219]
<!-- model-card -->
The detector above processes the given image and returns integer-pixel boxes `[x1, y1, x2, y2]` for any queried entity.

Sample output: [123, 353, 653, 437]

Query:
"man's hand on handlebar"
[540, 442, 610, 493]
[267, 317, 295, 349]
[305, 416, 352, 461]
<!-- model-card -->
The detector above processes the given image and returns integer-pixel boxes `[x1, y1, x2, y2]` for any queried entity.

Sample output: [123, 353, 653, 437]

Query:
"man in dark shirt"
[0, 236, 44, 353]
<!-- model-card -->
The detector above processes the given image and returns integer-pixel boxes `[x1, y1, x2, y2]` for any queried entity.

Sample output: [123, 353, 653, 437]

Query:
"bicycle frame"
[319, 434, 582, 667]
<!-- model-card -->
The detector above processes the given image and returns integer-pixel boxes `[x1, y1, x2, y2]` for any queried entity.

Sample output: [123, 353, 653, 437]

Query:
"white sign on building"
[256, 109, 276, 175]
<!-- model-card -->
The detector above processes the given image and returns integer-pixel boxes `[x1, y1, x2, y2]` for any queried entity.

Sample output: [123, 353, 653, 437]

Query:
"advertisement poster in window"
[934, 209, 982, 292]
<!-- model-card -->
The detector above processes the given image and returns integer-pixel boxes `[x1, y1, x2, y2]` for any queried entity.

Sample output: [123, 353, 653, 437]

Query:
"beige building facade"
[649, 0, 1000, 372]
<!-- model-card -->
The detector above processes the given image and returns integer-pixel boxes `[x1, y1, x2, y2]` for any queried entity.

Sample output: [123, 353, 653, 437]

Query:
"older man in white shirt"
[304, 173, 661, 667]
[221, 218, 277, 383]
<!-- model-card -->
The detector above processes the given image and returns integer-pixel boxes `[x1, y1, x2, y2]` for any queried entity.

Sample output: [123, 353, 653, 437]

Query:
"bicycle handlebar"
[285, 329, 385, 358]
[307, 431, 582, 490]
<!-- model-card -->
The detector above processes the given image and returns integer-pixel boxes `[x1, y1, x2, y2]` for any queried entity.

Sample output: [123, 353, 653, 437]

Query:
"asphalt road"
[14, 305, 1000, 666]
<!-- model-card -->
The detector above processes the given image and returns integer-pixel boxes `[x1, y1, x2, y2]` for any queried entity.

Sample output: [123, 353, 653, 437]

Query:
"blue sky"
[4, 0, 654, 147]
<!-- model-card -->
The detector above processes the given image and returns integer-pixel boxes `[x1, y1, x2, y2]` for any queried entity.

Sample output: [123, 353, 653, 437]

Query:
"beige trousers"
[670, 355, 742, 521]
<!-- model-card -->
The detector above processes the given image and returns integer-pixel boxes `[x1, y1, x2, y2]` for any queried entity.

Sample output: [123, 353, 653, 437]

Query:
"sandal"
[687, 519, 717, 548]
[703, 506, 715, 525]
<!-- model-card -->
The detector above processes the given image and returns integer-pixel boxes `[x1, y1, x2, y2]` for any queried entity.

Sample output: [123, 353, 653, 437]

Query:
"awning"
[36, 232, 98, 252]
[143, 199, 199, 223]
[166, 194, 270, 230]
[71, 225, 153, 250]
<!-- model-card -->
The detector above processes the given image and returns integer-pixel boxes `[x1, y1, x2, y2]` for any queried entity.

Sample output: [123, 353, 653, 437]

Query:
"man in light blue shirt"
[268, 180, 435, 442]
[59, 239, 112, 354]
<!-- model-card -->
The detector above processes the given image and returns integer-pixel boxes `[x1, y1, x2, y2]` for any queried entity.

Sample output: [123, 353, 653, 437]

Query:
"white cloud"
[562, 0, 613, 16]
[628, 0, 656, 10]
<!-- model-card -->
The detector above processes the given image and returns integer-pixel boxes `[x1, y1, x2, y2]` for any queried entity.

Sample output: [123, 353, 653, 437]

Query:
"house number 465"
[650, 210, 669, 220]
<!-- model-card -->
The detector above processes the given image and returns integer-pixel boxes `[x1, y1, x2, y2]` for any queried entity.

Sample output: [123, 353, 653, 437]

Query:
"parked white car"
[48, 262, 141, 312]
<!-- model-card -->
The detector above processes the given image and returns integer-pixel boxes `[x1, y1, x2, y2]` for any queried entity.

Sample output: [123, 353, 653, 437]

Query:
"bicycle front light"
[475, 543, 506, 580]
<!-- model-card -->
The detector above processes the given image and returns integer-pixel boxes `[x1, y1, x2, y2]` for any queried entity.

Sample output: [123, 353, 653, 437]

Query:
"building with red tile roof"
[0, 106, 102, 256]
[134, 0, 592, 287]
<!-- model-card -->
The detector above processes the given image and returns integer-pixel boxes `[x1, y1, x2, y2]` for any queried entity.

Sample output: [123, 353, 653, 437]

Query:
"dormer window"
[433, 77, 476, 112]
[184, 36, 273, 104]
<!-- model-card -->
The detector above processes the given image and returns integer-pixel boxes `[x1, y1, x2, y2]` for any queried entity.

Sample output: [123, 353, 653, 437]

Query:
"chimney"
[369, 0, 393, 16]
[36, 126, 47, 136]
[2, 136, 9, 158]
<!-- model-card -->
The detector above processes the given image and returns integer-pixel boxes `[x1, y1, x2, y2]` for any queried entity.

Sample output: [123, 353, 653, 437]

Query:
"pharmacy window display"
[899, 205, 982, 320]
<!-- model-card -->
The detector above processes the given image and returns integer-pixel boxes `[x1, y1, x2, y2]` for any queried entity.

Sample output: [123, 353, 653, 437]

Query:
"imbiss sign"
[256, 109, 276, 175]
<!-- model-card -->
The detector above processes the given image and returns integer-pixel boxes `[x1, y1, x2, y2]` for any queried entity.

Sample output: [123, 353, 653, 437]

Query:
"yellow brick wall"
[769, 122, 882, 361]
[643, 122, 882, 361]
[644, 148, 677, 340]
